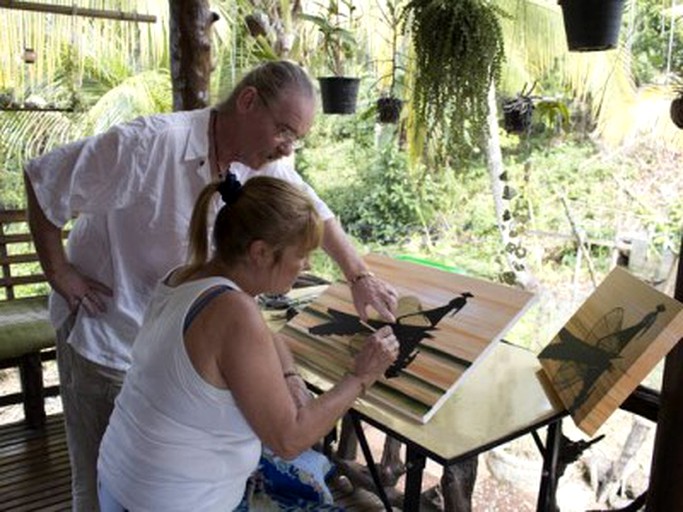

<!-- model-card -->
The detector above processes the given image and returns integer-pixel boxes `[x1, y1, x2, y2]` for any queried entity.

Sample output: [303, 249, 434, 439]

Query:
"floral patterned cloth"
[235, 448, 344, 511]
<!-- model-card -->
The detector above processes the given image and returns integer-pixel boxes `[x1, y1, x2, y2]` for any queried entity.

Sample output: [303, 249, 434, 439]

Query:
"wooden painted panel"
[539, 266, 683, 436]
[280, 254, 536, 423]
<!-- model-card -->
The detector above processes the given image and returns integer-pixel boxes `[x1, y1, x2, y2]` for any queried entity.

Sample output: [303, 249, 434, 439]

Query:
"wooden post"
[440, 457, 479, 512]
[169, 0, 215, 111]
[19, 353, 46, 429]
[646, 232, 683, 511]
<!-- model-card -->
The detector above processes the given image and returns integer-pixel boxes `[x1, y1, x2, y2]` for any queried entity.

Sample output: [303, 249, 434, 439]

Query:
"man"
[24, 60, 397, 511]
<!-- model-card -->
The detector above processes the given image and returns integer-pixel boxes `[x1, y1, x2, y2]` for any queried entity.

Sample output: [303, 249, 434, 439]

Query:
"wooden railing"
[0, 209, 62, 428]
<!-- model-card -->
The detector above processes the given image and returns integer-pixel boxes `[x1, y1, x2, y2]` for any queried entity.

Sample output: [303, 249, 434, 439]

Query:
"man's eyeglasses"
[274, 124, 304, 150]
[259, 93, 305, 150]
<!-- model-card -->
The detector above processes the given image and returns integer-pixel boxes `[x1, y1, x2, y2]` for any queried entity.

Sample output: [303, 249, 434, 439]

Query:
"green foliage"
[628, 0, 683, 85]
[0, 64, 172, 210]
[340, 143, 425, 243]
[534, 99, 570, 133]
[297, 101, 435, 245]
[308, 248, 344, 283]
[300, 0, 359, 76]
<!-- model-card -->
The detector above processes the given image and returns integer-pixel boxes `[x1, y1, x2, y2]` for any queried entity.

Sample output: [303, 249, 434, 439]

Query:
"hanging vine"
[402, 0, 505, 164]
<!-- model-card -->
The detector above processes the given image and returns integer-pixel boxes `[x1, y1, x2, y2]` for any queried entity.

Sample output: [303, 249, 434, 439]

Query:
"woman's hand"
[352, 325, 399, 388]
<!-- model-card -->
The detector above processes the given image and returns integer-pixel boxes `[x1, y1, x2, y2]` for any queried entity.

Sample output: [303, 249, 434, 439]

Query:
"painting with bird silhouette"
[539, 266, 683, 436]
[279, 254, 536, 423]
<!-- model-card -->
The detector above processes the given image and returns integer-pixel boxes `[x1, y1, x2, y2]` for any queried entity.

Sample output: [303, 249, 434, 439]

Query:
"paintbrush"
[359, 319, 377, 333]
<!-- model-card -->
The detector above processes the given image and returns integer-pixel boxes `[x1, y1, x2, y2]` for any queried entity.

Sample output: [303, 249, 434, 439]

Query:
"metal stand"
[349, 410, 393, 511]
[535, 419, 562, 512]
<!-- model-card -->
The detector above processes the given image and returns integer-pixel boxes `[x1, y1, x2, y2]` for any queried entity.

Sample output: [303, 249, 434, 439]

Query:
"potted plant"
[241, 1, 305, 61]
[559, 0, 626, 52]
[377, 95, 403, 124]
[402, 0, 505, 156]
[502, 95, 534, 134]
[502, 84, 536, 135]
[375, 0, 405, 124]
[300, 0, 361, 114]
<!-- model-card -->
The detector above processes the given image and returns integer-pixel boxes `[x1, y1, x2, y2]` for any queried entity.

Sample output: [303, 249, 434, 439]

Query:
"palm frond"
[0, 1, 168, 101]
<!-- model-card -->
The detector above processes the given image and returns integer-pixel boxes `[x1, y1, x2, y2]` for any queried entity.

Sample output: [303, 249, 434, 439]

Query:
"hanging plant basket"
[376, 96, 403, 124]
[23, 48, 37, 64]
[403, 0, 505, 160]
[559, 0, 625, 52]
[502, 96, 534, 134]
[318, 77, 360, 115]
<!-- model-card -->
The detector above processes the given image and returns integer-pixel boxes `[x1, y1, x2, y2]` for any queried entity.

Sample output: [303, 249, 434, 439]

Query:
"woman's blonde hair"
[179, 176, 322, 280]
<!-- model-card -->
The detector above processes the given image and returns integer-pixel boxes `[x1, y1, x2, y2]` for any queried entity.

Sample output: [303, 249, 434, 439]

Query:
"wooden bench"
[0, 209, 61, 429]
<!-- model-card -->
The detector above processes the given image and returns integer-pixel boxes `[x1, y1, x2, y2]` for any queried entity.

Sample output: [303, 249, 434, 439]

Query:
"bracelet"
[283, 370, 300, 379]
[349, 270, 375, 286]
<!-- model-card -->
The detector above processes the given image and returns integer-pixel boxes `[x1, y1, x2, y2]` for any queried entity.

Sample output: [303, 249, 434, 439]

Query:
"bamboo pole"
[560, 194, 598, 288]
[0, 0, 157, 23]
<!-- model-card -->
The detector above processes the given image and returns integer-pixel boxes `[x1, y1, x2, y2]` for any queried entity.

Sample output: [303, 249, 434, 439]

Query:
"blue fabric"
[235, 448, 343, 511]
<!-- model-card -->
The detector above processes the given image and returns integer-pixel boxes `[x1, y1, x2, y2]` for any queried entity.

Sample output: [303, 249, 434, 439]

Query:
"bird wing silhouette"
[588, 307, 624, 354]
[309, 309, 372, 336]
[540, 328, 615, 367]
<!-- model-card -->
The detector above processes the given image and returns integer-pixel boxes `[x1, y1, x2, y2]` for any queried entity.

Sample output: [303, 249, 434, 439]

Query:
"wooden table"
[264, 284, 568, 511]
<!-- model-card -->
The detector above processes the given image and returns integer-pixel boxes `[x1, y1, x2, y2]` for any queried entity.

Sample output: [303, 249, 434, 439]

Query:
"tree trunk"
[597, 417, 650, 505]
[169, 0, 215, 111]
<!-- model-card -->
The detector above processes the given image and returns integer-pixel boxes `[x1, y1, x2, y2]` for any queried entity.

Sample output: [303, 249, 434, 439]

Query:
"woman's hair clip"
[217, 172, 243, 205]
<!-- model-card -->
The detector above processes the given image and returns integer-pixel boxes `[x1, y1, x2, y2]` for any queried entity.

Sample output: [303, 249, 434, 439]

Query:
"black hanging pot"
[671, 95, 683, 129]
[376, 96, 403, 124]
[502, 96, 534, 134]
[559, 0, 625, 52]
[318, 77, 360, 114]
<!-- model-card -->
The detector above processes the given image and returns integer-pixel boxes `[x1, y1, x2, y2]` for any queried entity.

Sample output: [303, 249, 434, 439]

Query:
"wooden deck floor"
[0, 414, 389, 512]
[0, 415, 72, 511]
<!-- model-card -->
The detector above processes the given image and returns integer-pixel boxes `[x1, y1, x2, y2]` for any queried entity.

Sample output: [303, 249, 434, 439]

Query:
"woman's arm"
[272, 333, 312, 408]
[206, 292, 396, 459]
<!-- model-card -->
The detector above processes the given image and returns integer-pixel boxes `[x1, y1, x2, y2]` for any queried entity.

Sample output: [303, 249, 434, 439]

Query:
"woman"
[97, 174, 398, 511]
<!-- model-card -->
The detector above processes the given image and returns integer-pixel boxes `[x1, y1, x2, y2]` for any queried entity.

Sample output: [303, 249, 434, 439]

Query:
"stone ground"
[0, 362, 652, 512]
[336, 410, 653, 511]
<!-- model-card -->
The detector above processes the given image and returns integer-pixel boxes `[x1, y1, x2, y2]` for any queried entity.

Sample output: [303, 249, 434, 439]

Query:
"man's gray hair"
[216, 60, 315, 112]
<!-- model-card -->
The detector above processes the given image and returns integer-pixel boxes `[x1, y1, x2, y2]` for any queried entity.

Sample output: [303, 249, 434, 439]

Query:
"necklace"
[210, 110, 226, 180]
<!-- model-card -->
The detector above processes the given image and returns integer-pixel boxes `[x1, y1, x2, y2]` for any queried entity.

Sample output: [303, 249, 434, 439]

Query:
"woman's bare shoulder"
[201, 290, 268, 337]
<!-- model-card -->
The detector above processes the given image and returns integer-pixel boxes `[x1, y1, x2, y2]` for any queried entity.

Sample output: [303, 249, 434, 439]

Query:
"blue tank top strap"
[183, 285, 234, 334]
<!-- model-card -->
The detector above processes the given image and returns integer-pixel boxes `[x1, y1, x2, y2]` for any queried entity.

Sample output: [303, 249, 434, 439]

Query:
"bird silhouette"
[540, 304, 666, 412]
[309, 292, 474, 377]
